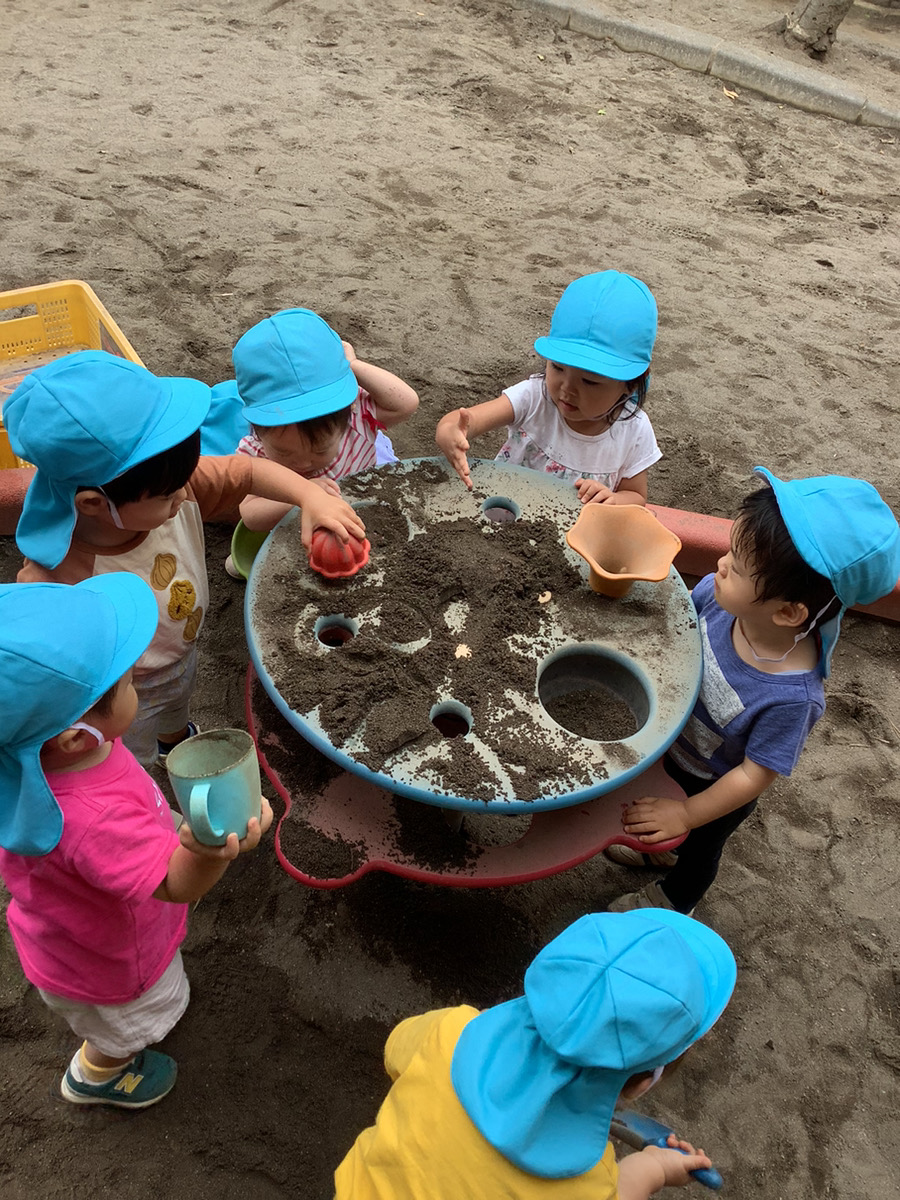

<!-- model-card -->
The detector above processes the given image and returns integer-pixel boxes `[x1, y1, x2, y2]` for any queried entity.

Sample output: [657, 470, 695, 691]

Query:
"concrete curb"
[519, 0, 900, 128]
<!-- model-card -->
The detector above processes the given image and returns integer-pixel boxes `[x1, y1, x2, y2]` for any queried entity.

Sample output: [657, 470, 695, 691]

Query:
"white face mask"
[70, 721, 106, 747]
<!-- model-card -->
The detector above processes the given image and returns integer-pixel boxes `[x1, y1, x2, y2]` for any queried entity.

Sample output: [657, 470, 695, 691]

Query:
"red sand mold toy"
[307, 528, 371, 579]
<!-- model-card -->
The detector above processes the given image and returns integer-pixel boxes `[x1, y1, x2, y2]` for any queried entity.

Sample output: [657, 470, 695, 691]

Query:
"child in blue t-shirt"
[607, 468, 900, 915]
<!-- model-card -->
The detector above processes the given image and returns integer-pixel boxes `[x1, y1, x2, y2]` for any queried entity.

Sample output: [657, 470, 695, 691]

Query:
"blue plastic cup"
[166, 728, 261, 846]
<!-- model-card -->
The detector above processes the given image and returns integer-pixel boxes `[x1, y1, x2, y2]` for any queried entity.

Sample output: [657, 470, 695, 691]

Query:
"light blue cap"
[534, 271, 657, 380]
[754, 468, 900, 676]
[200, 378, 248, 456]
[233, 308, 358, 426]
[0, 575, 159, 856]
[451, 910, 736, 1180]
[3, 351, 211, 570]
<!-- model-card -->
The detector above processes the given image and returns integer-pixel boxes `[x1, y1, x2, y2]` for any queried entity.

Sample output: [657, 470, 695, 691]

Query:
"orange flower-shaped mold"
[308, 529, 371, 579]
[565, 504, 682, 598]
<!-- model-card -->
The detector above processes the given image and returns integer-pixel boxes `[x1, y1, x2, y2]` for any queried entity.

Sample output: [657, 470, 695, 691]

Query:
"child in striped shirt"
[232, 308, 418, 537]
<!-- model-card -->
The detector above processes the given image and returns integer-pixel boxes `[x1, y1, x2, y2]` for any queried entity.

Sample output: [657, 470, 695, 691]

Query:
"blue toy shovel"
[610, 1110, 724, 1191]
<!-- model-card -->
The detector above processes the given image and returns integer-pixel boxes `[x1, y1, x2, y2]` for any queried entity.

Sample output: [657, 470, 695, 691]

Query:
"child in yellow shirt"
[334, 909, 735, 1200]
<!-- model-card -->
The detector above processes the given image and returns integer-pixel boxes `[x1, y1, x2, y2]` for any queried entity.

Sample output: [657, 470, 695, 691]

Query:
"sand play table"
[245, 459, 702, 886]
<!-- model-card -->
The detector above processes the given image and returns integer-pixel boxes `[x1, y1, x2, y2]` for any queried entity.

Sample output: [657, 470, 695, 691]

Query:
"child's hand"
[311, 476, 343, 498]
[641, 1137, 712, 1188]
[575, 478, 614, 505]
[257, 797, 274, 835]
[436, 408, 473, 489]
[341, 339, 357, 365]
[300, 491, 366, 548]
[623, 796, 690, 843]
[178, 798, 273, 860]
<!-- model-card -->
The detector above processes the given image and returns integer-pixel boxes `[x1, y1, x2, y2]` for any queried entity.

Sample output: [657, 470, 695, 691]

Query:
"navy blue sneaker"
[61, 1049, 177, 1109]
[157, 721, 200, 766]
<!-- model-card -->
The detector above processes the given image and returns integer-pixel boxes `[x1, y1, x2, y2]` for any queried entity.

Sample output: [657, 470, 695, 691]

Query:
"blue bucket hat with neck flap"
[3, 351, 211, 570]
[233, 308, 358, 427]
[754, 468, 900, 677]
[533, 270, 658, 381]
[450, 910, 736, 1180]
[0, 575, 158, 856]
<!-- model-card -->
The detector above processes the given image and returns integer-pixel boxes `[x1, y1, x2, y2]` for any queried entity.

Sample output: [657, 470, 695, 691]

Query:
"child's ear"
[773, 600, 809, 630]
[50, 727, 94, 757]
[74, 489, 109, 518]
[619, 1075, 657, 1101]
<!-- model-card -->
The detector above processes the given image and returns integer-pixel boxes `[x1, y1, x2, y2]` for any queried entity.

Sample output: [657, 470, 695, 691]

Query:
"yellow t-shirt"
[333, 1006, 619, 1200]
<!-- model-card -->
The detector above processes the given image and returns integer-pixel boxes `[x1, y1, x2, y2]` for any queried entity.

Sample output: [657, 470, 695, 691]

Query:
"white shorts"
[125, 646, 199, 767]
[38, 950, 190, 1059]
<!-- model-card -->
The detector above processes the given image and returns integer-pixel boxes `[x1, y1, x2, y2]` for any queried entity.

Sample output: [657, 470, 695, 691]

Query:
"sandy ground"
[1, 1, 899, 1197]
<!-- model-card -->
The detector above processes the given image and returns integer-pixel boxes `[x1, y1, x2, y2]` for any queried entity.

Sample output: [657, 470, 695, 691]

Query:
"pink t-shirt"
[0, 741, 186, 1005]
[237, 389, 383, 480]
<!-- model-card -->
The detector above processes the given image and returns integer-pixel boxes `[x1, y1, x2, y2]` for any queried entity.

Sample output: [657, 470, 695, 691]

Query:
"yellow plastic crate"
[0, 280, 143, 468]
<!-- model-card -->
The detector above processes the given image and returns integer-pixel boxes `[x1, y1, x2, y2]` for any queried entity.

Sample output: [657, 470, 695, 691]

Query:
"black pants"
[656, 756, 758, 914]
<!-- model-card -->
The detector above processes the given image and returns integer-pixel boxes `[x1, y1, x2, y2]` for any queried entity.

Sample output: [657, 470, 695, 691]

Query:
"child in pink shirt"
[0, 574, 272, 1109]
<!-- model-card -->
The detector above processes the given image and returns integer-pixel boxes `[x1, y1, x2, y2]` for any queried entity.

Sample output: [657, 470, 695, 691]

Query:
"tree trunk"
[780, 0, 855, 55]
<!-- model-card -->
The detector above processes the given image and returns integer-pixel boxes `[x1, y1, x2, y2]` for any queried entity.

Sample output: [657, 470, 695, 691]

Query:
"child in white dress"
[436, 271, 660, 505]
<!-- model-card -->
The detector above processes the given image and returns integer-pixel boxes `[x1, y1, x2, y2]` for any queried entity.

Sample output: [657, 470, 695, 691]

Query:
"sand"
[1, 1, 899, 1197]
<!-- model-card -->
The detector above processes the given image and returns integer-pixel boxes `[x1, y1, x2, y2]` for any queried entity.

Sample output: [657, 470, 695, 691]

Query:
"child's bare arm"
[240, 478, 342, 533]
[239, 495, 293, 532]
[617, 1137, 713, 1199]
[342, 342, 419, 428]
[153, 799, 273, 904]
[244, 456, 365, 547]
[435, 395, 515, 489]
[623, 757, 777, 843]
